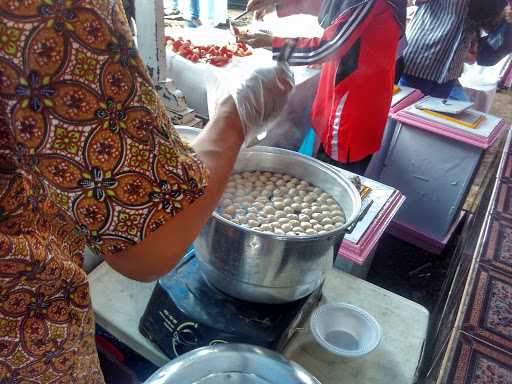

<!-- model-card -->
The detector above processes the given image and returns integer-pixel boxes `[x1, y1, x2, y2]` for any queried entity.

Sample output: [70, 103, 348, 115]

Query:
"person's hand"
[246, 0, 277, 20]
[505, 5, 512, 24]
[228, 62, 294, 144]
[246, 0, 277, 12]
[238, 32, 273, 48]
[254, 8, 268, 20]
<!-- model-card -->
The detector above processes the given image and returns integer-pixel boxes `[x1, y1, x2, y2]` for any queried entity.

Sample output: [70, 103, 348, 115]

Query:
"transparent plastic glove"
[230, 62, 294, 145]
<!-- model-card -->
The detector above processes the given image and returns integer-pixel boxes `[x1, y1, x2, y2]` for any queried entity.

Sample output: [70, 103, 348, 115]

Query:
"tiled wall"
[443, 132, 512, 383]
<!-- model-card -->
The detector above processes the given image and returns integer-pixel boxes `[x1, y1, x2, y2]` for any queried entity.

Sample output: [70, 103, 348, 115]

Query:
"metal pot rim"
[174, 125, 362, 239]
[211, 146, 362, 239]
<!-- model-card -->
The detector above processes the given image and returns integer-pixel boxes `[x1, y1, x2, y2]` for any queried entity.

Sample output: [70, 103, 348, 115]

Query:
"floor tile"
[462, 265, 512, 353]
[447, 333, 512, 384]
[501, 153, 512, 180]
[494, 182, 512, 221]
[480, 219, 512, 276]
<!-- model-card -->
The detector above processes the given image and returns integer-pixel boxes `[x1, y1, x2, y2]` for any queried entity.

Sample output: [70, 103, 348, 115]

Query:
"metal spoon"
[233, 9, 251, 21]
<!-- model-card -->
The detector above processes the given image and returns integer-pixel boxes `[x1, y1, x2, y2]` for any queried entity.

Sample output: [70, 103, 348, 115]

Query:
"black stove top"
[140, 250, 321, 359]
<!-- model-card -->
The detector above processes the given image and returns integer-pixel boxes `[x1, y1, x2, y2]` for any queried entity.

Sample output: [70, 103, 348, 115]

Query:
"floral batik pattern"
[0, 0, 208, 382]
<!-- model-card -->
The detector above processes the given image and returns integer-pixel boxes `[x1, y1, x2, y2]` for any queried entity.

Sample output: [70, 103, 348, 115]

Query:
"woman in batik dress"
[0, 0, 292, 382]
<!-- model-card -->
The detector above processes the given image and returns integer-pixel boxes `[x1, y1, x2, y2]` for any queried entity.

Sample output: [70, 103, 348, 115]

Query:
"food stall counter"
[89, 261, 429, 384]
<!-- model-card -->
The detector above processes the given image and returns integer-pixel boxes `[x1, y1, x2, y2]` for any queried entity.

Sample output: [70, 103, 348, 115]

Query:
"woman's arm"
[276, 0, 323, 17]
[107, 98, 244, 281]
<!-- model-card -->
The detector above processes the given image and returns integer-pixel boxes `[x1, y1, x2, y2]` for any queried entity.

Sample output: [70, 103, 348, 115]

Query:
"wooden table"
[89, 262, 429, 384]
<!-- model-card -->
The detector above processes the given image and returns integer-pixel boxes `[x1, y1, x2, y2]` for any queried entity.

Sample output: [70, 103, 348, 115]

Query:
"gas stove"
[140, 250, 322, 359]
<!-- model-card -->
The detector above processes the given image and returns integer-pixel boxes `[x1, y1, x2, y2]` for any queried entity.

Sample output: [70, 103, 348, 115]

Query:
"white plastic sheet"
[459, 55, 512, 113]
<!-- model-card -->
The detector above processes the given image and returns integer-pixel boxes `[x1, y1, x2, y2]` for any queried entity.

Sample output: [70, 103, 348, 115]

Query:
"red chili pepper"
[179, 48, 193, 59]
[210, 60, 228, 67]
[208, 56, 230, 66]
[170, 38, 250, 65]
[172, 40, 183, 50]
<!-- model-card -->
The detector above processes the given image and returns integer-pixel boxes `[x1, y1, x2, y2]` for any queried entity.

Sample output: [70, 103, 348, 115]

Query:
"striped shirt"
[272, 0, 406, 65]
[403, 0, 471, 83]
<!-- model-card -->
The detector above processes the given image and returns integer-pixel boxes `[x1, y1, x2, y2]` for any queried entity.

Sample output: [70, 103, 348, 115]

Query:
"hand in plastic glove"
[238, 32, 273, 48]
[228, 62, 294, 145]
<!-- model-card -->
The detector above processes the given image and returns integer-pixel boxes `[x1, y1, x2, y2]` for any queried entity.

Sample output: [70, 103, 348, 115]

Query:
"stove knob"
[174, 328, 198, 346]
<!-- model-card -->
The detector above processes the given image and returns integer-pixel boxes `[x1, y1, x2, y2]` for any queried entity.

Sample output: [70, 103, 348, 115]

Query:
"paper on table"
[406, 105, 503, 138]
[329, 167, 396, 244]
[391, 86, 416, 107]
[344, 183, 395, 244]
[420, 109, 485, 129]
[415, 96, 473, 115]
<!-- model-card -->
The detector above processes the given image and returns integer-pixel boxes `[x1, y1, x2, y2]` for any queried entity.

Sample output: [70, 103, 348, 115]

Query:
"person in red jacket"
[243, 0, 406, 174]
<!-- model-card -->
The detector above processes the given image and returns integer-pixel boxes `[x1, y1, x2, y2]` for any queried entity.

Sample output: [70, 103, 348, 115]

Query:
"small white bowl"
[310, 303, 382, 358]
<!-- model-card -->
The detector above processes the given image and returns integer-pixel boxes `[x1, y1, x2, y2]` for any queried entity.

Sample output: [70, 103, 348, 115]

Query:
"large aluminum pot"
[194, 146, 362, 304]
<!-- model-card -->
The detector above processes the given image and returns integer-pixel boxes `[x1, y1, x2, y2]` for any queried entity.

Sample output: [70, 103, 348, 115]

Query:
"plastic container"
[310, 303, 382, 358]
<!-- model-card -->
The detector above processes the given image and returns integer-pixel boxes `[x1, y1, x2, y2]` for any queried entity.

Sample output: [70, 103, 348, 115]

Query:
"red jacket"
[273, 0, 401, 163]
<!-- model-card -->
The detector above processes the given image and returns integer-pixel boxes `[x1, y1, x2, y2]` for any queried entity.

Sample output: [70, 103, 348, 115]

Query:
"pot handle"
[345, 197, 373, 235]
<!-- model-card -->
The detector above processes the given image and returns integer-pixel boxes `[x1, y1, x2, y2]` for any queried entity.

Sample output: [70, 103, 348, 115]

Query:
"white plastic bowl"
[310, 303, 382, 358]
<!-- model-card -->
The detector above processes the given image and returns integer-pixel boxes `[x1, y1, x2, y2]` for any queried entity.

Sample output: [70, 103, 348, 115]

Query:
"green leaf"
[69, 132, 81, 141]
[4, 42, 16, 56]
[7, 28, 21, 41]
[68, 144, 78, 155]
